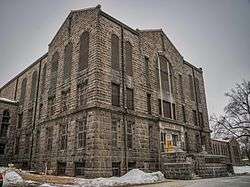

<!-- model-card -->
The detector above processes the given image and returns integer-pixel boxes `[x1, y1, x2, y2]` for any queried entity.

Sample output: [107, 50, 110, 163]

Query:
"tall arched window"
[159, 56, 169, 92]
[50, 52, 59, 92]
[189, 75, 194, 100]
[195, 78, 201, 103]
[169, 63, 174, 93]
[64, 42, 73, 80]
[20, 78, 27, 104]
[125, 41, 132, 76]
[1, 110, 10, 137]
[111, 34, 119, 71]
[41, 64, 47, 94]
[79, 31, 89, 71]
[30, 71, 38, 101]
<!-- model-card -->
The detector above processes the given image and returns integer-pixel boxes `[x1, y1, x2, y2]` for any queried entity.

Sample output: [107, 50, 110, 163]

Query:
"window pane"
[111, 34, 119, 70]
[112, 83, 120, 106]
[79, 32, 89, 70]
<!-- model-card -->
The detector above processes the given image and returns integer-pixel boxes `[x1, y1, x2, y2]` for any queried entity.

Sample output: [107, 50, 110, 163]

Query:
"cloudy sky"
[0, 0, 249, 116]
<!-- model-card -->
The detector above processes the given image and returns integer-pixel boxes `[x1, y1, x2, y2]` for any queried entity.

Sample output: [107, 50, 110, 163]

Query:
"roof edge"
[0, 53, 48, 92]
[184, 60, 203, 73]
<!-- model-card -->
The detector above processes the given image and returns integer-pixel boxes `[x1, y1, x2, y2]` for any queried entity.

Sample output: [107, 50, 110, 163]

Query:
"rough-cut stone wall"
[0, 100, 18, 166]
[0, 5, 211, 178]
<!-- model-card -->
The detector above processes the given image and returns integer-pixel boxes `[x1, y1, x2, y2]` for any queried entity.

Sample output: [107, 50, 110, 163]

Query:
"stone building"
[211, 138, 241, 166]
[0, 5, 211, 177]
[0, 97, 18, 166]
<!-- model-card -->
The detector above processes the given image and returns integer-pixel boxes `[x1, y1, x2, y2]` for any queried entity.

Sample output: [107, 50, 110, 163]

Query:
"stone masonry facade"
[0, 5, 211, 178]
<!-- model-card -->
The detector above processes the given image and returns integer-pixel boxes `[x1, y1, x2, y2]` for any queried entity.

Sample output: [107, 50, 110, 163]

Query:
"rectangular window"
[112, 162, 121, 176]
[27, 108, 33, 125]
[77, 119, 86, 148]
[61, 90, 70, 112]
[160, 132, 166, 152]
[178, 74, 184, 101]
[127, 118, 134, 149]
[192, 110, 198, 125]
[128, 162, 136, 171]
[147, 93, 151, 114]
[148, 124, 153, 151]
[182, 105, 186, 123]
[172, 134, 178, 146]
[57, 162, 66, 176]
[18, 113, 23, 128]
[112, 119, 118, 147]
[77, 81, 87, 107]
[189, 75, 195, 101]
[0, 144, 5, 155]
[60, 124, 67, 150]
[163, 101, 171, 118]
[75, 162, 85, 176]
[15, 137, 20, 155]
[195, 78, 201, 103]
[35, 129, 40, 153]
[145, 56, 149, 82]
[25, 133, 30, 154]
[112, 83, 120, 106]
[198, 112, 204, 127]
[126, 88, 134, 110]
[158, 99, 162, 116]
[161, 71, 170, 92]
[46, 127, 53, 152]
[172, 103, 176, 120]
[48, 96, 55, 116]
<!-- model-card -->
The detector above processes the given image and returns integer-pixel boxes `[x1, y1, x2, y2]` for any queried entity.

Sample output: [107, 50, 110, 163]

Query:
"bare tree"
[211, 80, 250, 160]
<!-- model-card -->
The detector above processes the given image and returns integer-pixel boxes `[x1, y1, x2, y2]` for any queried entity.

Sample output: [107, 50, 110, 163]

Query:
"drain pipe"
[157, 51, 164, 170]
[120, 26, 128, 173]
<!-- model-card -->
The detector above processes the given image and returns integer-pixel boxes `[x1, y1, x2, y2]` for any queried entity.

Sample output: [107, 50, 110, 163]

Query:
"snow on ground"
[0, 167, 24, 186]
[233, 166, 250, 174]
[75, 169, 165, 187]
[3, 171, 24, 185]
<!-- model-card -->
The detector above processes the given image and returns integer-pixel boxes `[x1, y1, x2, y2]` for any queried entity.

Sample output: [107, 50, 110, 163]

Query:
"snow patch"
[76, 169, 165, 187]
[233, 166, 250, 174]
[3, 171, 24, 185]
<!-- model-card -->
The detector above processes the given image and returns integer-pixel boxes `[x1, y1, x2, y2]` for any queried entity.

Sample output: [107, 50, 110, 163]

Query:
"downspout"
[29, 60, 42, 170]
[121, 26, 128, 173]
[157, 51, 163, 171]
[192, 68, 202, 152]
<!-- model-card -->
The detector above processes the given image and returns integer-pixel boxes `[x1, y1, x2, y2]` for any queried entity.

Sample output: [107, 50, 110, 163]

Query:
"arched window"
[159, 56, 169, 92]
[1, 110, 10, 137]
[189, 75, 194, 100]
[20, 78, 27, 104]
[30, 71, 38, 101]
[125, 41, 132, 76]
[41, 64, 47, 94]
[50, 52, 59, 91]
[169, 63, 174, 93]
[64, 42, 73, 80]
[79, 31, 89, 70]
[111, 34, 119, 71]
[195, 78, 201, 103]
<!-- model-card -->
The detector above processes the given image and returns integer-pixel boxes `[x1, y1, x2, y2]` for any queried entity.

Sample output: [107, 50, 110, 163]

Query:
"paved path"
[133, 175, 250, 187]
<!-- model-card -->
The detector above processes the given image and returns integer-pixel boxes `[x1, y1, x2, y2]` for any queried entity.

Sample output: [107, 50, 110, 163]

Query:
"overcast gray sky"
[0, 0, 249, 116]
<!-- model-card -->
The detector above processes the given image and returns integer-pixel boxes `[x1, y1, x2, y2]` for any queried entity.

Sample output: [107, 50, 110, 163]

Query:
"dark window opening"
[77, 119, 86, 148]
[147, 93, 151, 114]
[126, 88, 134, 110]
[127, 118, 134, 149]
[112, 83, 120, 106]
[192, 110, 198, 126]
[75, 162, 85, 176]
[57, 162, 66, 176]
[112, 162, 121, 176]
[111, 34, 119, 71]
[60, 124, 67, 150]
[172, 134, 178, 146]
[79, 31, 90, 70]
[0, 144, 5, 155]
[125, 41, 133, 76]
